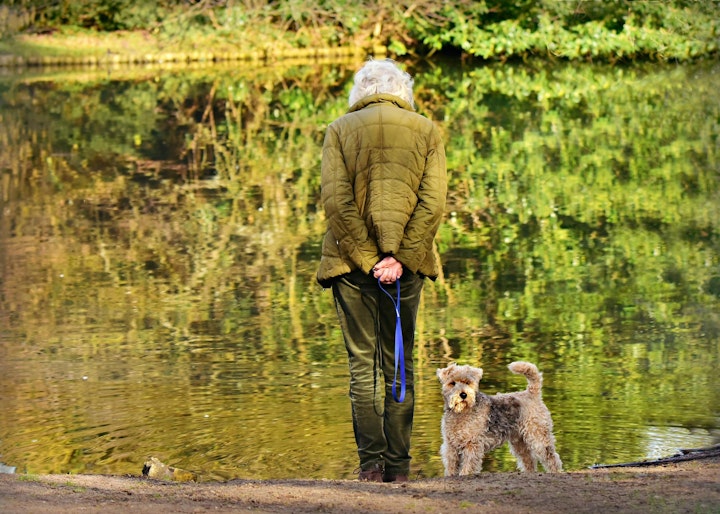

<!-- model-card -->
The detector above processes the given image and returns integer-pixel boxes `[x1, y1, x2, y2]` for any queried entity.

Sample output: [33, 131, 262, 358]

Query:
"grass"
[0, 27, 250, 58]
[15, 474, 87, 493]
[0, 26, 374, 65]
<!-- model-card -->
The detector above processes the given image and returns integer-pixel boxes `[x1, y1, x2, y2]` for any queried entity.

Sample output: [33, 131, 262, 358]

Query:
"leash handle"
[378, 278, 405, 403]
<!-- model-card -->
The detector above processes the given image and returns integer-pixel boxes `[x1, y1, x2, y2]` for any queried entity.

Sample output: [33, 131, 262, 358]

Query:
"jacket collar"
[348, 93, 414, 113]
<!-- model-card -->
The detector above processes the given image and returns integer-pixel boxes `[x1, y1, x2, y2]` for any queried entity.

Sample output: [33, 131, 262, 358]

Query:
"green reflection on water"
[0, 59, 718, 479]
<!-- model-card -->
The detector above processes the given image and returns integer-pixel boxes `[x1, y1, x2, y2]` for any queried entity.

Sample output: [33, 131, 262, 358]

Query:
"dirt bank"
[1, 456, 719, 514]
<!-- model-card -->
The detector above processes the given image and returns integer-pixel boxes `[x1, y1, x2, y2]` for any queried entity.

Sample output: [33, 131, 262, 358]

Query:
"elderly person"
[318, 59, 447, 482]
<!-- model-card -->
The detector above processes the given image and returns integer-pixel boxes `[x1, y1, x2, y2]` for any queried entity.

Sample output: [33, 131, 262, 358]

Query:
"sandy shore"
[1, 455, 719, 513]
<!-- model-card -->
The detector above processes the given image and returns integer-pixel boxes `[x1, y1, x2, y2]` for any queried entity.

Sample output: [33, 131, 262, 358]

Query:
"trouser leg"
[379, 271, 423, 476]
[332, 270, 423, 475]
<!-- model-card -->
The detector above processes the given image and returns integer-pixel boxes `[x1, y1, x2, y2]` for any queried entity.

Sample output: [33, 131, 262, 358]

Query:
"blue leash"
[378, 278, 405, 403]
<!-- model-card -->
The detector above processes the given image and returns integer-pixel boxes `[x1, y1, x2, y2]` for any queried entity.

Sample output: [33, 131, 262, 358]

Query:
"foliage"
[418, 0, 719, 61]
[3, 0, 165, 31]
[1, 0, 718, 61]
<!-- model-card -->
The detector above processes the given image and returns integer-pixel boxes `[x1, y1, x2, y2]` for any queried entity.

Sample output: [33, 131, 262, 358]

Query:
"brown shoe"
[358, 464, 384, 482]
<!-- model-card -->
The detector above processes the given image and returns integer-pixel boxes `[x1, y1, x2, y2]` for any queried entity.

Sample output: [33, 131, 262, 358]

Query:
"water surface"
[0, 59, 718, 480]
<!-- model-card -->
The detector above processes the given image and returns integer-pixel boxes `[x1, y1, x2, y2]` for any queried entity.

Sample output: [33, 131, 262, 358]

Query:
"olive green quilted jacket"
[317, 93, 447, 286]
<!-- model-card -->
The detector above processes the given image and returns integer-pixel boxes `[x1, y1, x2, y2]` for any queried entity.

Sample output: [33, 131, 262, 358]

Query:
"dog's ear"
[436, 367, 447, 382]
[472, 367, 484, 382]
[436, 363, 456, 382]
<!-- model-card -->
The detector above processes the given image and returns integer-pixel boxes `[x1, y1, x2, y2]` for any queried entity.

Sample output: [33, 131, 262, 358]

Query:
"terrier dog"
[437, 361, 562, 476]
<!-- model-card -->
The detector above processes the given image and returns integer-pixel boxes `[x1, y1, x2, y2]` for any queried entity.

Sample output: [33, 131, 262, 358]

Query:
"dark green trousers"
[331, 269, 424, 476]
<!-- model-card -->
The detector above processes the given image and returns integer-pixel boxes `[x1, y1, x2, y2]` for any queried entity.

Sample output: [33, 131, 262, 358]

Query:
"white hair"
[348, 58, 415, 108]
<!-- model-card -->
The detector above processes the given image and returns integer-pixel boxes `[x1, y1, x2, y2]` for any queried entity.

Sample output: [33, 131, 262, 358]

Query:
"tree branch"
[590, 445, 720, 469]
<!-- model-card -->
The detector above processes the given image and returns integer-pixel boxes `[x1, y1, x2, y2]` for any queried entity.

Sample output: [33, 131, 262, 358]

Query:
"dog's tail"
[508, 361, 543, 396]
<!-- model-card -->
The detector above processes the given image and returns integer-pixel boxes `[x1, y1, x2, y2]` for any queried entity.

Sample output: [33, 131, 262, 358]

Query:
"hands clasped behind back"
[373, 256, 404, 284]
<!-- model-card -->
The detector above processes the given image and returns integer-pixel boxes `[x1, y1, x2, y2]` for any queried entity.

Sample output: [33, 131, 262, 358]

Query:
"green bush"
[3, 0, 719, 60]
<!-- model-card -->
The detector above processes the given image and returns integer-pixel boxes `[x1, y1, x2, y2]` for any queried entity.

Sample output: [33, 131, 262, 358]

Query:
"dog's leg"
[524, 432, 562, 472]
[441, 443, 461, 476]
[509, 437, 537, 472]
[539, 444, 563, 472]
[458, 443, 483, 476]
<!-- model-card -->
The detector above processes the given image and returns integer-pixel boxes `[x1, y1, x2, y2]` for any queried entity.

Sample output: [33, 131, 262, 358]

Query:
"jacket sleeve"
[321, 124, 381, 274]
[394, 124, 447, 272]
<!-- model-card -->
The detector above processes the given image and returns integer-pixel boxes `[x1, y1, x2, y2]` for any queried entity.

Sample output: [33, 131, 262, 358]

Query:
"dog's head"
[436, 363, 483, 413]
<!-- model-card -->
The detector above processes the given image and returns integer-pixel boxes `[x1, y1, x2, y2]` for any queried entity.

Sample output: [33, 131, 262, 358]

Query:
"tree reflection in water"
[0, 60, 718, 479]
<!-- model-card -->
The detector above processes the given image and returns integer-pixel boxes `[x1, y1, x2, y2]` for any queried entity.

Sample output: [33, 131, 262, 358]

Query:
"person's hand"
[373, 256, 403, 284]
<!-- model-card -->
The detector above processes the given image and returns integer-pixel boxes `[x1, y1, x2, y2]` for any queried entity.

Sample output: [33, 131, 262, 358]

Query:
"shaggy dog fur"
[437, 361, 562, 476]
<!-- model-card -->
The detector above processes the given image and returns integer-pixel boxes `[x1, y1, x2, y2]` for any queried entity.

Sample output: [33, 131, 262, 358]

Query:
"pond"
[0, 58, 718, 481]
